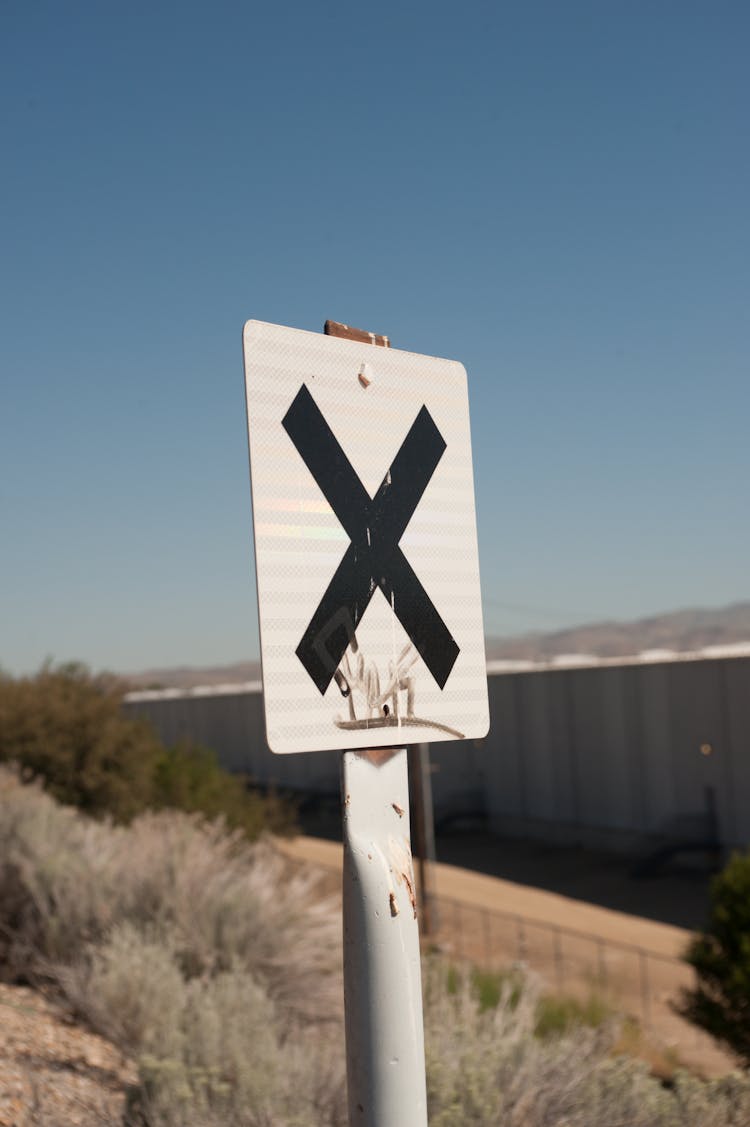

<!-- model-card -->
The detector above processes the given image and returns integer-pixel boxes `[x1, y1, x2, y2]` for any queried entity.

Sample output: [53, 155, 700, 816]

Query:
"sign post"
[325, 321, 427, 1125]
[242, 318, 488, 1126]
[341, 746, 426, 1125]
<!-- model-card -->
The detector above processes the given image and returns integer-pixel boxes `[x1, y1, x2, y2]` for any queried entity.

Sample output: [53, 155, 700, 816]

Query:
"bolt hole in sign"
[242, 320, 489, 754]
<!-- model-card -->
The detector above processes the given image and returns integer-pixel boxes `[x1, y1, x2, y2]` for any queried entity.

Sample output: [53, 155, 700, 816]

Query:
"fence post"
[553, 926, 564, 995]
[482, 907, 492, 965]
[597, 938, 607, 991]
[455, 900, 464, 958]
[638, 949, 652, 1028]
[516, 916, 527, 963]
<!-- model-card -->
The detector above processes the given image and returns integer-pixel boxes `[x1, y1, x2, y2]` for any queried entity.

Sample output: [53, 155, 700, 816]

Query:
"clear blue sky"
[2, 1, 748, 675]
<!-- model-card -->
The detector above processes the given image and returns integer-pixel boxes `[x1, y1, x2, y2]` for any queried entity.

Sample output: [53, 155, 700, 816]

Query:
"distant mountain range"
[125, 601, 750, 690]
[483, 601, 750, 662]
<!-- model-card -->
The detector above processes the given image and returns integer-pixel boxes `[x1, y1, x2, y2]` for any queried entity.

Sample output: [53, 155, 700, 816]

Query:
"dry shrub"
[62, 925, 347, 1126]
[60, 925, 188, 1059]
[0, 766, 119, 975]
[0, 766, 347, 1124]
[423, 963, 750, 1127]
[3, 767, 750, 1126]
[0, 766, 340, 1027]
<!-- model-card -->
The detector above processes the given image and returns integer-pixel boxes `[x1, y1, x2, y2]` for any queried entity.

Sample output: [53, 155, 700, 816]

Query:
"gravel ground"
[0, 983, 134, 1127]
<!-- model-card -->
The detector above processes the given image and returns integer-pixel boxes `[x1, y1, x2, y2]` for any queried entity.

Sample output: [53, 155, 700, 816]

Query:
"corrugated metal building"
[124, 647, 750, 856]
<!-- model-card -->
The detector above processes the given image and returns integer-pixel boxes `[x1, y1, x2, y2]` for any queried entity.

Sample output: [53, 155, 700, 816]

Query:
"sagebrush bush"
[423, 963, 750, 1127]
[0, 766, 347, 1124]
[2, 768, 749, 1126]
[0, 663, 293, 836]
[0, 768, 340, 1024]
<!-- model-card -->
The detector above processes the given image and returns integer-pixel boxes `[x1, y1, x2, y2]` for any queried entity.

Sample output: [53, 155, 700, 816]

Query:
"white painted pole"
[342, 747, 428, 1127]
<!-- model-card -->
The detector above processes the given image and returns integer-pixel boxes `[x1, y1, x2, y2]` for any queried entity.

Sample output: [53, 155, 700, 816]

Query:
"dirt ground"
[0, 983, 134, 1126]
[280, 832, 735, 1078]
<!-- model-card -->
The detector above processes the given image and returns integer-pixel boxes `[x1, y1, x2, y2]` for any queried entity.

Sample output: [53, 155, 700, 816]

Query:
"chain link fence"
[284, 844, 727, 1067]
[429, 892, 725, 1063]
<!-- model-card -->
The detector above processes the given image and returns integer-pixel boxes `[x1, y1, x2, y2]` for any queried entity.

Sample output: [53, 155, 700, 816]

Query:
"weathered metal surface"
[242, 318, 489, 754]
[125, 653, 750, 852]
[324, 319, 391, 348]
[341, 748, 428, 1127]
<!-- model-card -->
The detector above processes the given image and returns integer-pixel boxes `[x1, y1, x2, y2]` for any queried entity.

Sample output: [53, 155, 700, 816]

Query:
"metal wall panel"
[124, 656, 750, 852]
[430, 736, 487, 822]
[633, 663, 678, 833]
[667, 661, 727, 842]
[484, 674, 524, 819]
[724, 658, 750, 845]
[516, 672, 558, 822]
[567, 668, 613, 829]
[597, 666, 637, 830]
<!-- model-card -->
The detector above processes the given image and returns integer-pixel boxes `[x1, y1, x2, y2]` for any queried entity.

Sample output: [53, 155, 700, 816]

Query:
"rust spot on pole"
[401, 869, 417, 919]
[356, 748, 401, 768]
[389, 892, 399, 917]
[389, 836, 418, 919]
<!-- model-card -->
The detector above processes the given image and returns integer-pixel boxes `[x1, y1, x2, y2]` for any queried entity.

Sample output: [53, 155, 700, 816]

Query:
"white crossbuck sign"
[243, 320, 489, 754]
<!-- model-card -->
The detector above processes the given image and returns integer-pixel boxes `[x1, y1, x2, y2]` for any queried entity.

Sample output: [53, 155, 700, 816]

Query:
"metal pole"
[325, 320, 427, 1125]
[342, 748, 428, 1127]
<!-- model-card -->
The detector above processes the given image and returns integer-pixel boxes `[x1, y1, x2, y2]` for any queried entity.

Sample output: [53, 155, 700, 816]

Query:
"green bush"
[152, 742, 294, 838]
[0, 662, 160, 820]
[444, 964, 523, 1013]
[679, 851, 750, 1064]
[534, 991, 612, 1038]
[0, 663, 293, 836]
[442, 963, 610, 1035]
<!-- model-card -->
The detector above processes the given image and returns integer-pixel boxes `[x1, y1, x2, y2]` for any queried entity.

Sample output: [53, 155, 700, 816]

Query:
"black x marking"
[282, 384, 460, 695]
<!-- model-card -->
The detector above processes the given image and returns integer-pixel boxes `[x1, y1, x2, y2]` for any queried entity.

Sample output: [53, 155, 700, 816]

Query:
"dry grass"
[2, 766, 750, 1126]
[0, 767, 340, 1027]
[424, 963, 750, 1127]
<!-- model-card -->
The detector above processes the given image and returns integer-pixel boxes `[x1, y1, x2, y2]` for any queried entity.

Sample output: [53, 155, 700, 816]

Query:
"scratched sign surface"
[243, 320, 489, 754]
